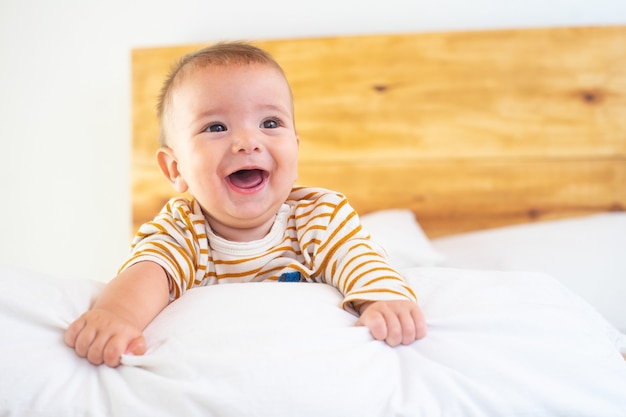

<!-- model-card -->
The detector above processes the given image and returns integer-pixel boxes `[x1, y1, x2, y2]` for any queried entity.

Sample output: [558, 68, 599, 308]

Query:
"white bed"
[1, 211, 625, 416]
[361, 209, 626, 334]
[1, 262, 625, 416]
[431, 212, 626, 334]
[2, 25, 626, 416]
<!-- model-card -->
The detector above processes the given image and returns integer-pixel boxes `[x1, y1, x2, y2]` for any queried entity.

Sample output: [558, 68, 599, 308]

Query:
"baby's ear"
[156, 147, 188, 193]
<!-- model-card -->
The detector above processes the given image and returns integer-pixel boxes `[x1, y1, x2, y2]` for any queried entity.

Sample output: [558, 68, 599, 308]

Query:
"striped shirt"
[120, 187, 416, 310]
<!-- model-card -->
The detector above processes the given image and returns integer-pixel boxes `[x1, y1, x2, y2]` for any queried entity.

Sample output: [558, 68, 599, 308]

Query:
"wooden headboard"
[132, 26, 626, 238]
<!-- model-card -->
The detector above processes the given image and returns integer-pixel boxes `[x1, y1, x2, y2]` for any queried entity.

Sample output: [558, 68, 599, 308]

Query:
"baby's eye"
[260, 119, 280, 129]
[206, 123, 227, 133]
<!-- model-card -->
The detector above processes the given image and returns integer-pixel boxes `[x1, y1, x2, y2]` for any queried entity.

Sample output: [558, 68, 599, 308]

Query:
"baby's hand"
[356, 300, 426, 346]
[64, 308, 146, 367]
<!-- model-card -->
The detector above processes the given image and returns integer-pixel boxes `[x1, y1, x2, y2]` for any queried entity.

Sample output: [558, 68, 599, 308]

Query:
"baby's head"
[157, 42, 292, 147]
[155, 42, 300, 241]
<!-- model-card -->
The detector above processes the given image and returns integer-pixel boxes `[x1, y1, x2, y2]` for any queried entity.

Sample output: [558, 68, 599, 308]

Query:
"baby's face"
[162, 63, 299, 241]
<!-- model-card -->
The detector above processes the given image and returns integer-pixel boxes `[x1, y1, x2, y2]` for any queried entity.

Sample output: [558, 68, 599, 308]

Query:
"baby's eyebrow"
[260, 106, 295, 125]
[193, 108, 220, 120]
[187, 109, 221, 129]
[257, 103, 291, 115]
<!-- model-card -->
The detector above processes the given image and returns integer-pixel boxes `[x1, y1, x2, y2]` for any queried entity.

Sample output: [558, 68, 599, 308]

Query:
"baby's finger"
[125, 335, 147, 356]
[357, 312, 388, 342]
[411, 307, 427, 339]
[64, 317, 86, 348]
[73, 324, 100, 359]
[86, 333, 112, 366]
[382, 310, 402, 347]
[101, 334, 133, 368]
[397, 310, 417, 345]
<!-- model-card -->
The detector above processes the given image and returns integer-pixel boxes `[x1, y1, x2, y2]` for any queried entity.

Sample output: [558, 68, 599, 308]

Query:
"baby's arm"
[64, 261, 170, 367]
[356, 300, 427, 346]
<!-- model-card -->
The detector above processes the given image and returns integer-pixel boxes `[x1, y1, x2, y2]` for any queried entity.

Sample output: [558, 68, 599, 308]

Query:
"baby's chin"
[204, 204, 281, 242]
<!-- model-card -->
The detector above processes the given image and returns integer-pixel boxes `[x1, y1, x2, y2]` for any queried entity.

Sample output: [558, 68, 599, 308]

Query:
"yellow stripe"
[347, 287, 413, 299]
[315, 212, 358, 276]
[295, 203, 336, 220]
[212, 245, 300, 267]
[337, 248, 373, 293]
[145, 243, 188, 286]
[317, 202, 354, 255]
[214, 265, 265, 280]
[300, 238, 322, 253]
[344, 267, 396, 294]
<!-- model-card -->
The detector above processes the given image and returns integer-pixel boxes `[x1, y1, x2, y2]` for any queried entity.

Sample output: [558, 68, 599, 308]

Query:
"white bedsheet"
[1, 265, 625, 417]
[431, 213, 626, 333]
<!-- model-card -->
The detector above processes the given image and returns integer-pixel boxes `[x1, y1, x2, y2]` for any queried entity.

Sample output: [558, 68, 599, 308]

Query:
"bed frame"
[131, 25, 626, 238]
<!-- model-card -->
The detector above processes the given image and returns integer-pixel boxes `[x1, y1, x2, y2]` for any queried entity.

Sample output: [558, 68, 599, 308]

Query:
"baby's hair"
[157, 41, 287, 146]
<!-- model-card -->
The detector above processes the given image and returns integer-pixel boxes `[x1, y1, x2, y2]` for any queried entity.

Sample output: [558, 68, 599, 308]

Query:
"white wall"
[1, 0, 625, 282]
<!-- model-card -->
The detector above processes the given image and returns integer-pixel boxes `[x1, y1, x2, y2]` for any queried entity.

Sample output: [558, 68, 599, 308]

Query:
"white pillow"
[360, 209, 445, 268]
[1, 264, 625, 417]
[431, 213, 626, 333]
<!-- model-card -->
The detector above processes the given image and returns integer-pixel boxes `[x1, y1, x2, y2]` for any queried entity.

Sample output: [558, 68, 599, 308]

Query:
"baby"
[65, 42, 426, 367]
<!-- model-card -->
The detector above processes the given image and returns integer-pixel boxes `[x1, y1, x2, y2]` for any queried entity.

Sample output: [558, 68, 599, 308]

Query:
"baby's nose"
[232, 129, 262, 153]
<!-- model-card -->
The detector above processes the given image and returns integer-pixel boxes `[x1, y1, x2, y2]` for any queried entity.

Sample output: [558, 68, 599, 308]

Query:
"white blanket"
[431, 213, 626, 333]
[1, 265, 625, 417]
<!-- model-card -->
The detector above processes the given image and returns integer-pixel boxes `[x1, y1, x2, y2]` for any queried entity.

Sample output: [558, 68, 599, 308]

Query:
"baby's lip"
[227, 168, 269, 192]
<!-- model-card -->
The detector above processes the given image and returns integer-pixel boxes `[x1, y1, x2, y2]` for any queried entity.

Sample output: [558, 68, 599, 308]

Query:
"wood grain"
[132, 26, 626, 237]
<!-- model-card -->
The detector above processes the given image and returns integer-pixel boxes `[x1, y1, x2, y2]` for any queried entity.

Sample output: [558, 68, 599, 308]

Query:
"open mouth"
[227, 169, 268, 191]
